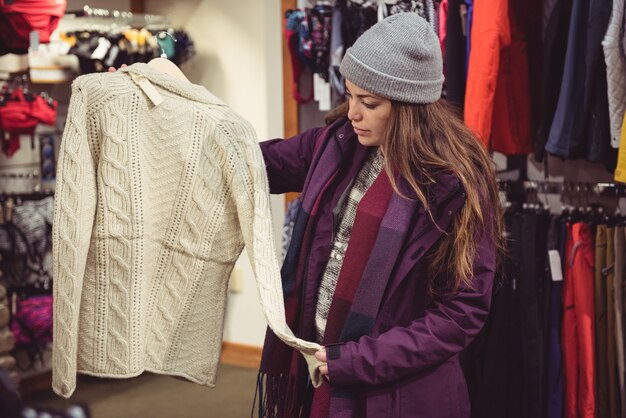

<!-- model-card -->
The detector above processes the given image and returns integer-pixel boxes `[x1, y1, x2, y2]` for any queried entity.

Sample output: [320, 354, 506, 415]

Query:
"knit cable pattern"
[52, 64, 322, 398]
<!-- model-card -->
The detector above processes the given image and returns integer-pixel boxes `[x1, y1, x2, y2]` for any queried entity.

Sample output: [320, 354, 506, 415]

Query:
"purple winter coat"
[261, 118, 496, 418]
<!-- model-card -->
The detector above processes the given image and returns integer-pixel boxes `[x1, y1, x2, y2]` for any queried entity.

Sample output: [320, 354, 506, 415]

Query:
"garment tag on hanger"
[137, 78, 164, 106]
[548, 250, 563, 282]
[130, 73, 164, 106]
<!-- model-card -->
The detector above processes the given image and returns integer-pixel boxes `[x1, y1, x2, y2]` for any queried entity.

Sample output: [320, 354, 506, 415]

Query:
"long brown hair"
[326, 99, 504, 296]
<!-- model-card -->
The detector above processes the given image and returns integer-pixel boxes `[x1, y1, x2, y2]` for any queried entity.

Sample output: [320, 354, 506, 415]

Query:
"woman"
[257, 12, 503, 418]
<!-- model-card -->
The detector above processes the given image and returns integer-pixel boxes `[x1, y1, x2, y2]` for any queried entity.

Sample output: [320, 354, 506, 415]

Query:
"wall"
[145, 0, 284, 347]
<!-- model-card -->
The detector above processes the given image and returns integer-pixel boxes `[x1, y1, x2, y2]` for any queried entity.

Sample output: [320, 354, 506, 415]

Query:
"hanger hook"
[157, 31, 176, 59]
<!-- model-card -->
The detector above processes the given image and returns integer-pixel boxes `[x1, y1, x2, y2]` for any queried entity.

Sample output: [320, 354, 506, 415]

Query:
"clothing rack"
[0, 191, 53, 202]
[0, 170, 39, 180]
[497, 179, 626, 198]
[0, 170, 50, 194]
[64, 5, 168, 27]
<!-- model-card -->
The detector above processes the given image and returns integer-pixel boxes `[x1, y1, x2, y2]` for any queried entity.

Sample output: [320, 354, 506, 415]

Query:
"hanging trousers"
[544, 218, 564, 418]
[607, 227, 620, 418]
[615, 226, 626, 418]
[520, 212, 550, 417]
[466, 212, 524, 418]
[595, 225, 609, 418]
[563, 222, 596, 418]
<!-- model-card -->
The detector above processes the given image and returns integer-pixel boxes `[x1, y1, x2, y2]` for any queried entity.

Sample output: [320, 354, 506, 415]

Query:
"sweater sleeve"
[326, 227, 496, 386]
[225, 121, 325, 387]
[52, 82, 98, 398]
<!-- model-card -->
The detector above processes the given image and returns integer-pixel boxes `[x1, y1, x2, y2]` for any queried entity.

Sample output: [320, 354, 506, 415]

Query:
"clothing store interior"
[0, 0, 626, 417]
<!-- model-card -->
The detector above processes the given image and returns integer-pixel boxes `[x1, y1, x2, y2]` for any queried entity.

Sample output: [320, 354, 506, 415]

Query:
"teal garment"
[156, 33, 176, 60]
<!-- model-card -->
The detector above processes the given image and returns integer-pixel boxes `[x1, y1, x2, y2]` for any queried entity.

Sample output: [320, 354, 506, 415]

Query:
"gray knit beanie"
[339, 13, 444, 104]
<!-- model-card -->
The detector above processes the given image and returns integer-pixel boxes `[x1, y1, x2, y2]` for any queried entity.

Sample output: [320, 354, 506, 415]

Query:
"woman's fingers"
[107, 64, 128, 73]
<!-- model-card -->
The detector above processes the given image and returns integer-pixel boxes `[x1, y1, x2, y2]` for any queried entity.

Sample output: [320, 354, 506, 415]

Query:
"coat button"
[338, 134, 344, 139]
[447, 210, 453, 216]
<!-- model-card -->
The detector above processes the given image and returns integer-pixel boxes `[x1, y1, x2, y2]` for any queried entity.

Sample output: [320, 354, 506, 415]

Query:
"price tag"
[548, 250, 563, 282]
[313, 73, 331, 111]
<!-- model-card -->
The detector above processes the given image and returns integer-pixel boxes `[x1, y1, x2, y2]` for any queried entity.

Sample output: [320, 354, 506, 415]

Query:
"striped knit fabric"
[52, 63, 321, 398]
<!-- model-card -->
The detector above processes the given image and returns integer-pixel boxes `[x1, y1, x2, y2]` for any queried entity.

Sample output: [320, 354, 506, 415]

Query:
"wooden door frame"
[281, 0, 300, 207]
[281, 0, 299, 138]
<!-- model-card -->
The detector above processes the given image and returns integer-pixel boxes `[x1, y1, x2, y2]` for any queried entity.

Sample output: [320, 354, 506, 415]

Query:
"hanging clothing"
[614, 226, 626, 418]
[562, 222, 596, 418]
[523, 0, 544, 157]
[545, 0, 616, 171]
[606, 227, 620, 418]
[464, 0, 533, 155]
[51, 63, 322, 398]
[544, 218, 565, 418]
[282, 196, 301, 262]
[464, 0, 473, 78]
[463, 209, 552, 418]
[595, 225, 610, 418]
[439, 0, 448, 59]
[464, 0, 509, 148]
[602, 0, 626, 148]
[338, 0, 378, 51]
[0, 0, 66, 55]
[518, 211, 551, 417]
[535, 0, 573, 161]
[443, 0, 467, 108]
[583, 0, 616, 169]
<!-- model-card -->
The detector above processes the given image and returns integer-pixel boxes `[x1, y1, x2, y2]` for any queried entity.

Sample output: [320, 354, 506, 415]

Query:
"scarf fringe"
[254, 370, 309, 418]
[254, 371, 287, 418]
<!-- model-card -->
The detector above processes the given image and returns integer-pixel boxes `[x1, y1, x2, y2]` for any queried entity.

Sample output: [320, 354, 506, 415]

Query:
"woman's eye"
[363, 102, 377, 109]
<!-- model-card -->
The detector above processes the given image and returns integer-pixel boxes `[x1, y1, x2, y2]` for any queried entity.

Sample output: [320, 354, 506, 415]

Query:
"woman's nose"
[347, 104, 361, 121]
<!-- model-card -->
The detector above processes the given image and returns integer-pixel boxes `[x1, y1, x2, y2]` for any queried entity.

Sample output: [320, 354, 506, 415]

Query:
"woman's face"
[345, 79, 392, 147]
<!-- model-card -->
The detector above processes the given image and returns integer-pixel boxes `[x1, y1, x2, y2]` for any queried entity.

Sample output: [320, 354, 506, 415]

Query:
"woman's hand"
[315, 349, 329, 380]
[107, 64, 127, 72]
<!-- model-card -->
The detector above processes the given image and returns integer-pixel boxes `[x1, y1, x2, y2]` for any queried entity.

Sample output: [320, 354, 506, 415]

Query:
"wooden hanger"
[147, 57, 189, 82]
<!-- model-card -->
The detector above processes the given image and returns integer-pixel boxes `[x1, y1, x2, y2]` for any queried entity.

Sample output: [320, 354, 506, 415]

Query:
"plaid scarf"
[257, 135, 396, 417]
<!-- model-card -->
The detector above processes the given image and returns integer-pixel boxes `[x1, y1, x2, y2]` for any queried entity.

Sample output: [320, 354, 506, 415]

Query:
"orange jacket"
[464, 0, 533, 155]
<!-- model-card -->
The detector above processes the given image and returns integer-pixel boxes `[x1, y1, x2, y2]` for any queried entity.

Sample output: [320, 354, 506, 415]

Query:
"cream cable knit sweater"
[52, 63, 322, 398]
